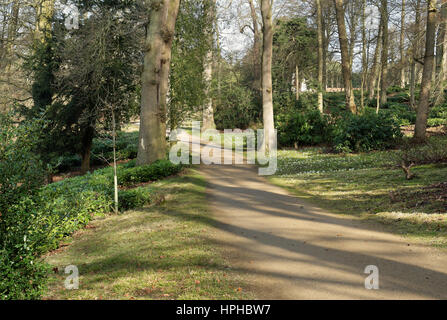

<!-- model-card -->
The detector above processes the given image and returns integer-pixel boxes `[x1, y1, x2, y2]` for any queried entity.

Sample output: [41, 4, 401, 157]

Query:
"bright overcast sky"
[217, 0, 382, 66]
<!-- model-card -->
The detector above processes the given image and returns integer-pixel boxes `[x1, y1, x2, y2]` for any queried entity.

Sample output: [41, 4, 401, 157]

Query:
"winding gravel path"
[201, 164, 447, 299]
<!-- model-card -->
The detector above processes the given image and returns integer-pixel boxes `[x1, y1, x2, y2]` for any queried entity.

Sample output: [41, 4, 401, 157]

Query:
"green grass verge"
[270, 149, 447, 247]
[43, 169, 251, 300]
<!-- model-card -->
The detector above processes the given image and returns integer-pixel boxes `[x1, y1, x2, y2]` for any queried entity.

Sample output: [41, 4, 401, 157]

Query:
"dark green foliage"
[332, 111, 403, 153]
[55, 131, 139, 171]
[387, 92, 410, 104]
[0, 116, 182, 299]
[168, 0, 210, 129]
[428, 104, 447, 127]
[377, 103, 416, 126]
[0, 246, 49, 300]
[0, 114, 47, 209]
[214, 85, 257, 130]
[21, 2, 141, 174]
[0, 115, 49, 300]
[387, 85, 404, 94]
[118, 160, 184, 186]
[427, 118, 447, 127]
[56, 154, 82, 172]
[118, 187, 153, 211]
[272, 17, 317, 101]
[25, 37, 59, 112]
[323, 92, 347, 115]
[276, 109, 332, 147]
[90, 131, 139, 166]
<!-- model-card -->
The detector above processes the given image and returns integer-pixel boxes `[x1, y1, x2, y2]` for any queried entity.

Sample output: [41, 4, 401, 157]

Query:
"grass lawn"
[43, 169, 251, 300]
[270, 148, 447, 247]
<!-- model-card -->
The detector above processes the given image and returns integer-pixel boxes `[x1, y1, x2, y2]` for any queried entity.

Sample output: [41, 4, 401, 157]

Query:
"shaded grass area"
[271, 149, 447, 247]
[43, 169, 251, 300]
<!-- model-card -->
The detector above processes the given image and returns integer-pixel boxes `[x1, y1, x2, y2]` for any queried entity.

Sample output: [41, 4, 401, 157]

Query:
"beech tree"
[333, 0, 356, 113]
[260, 0, 275, 151]
[316, 0, 324, 113]
[400, 0, 406, 88]
[379, 0, 388, 106]
[137, 0, 181, 165]
[202, 0, 216, 130]
[414, 0, 438, 141]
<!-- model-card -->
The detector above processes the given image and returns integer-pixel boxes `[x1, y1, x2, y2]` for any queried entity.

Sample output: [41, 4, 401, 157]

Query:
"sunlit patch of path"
[201, 164, 447, 299]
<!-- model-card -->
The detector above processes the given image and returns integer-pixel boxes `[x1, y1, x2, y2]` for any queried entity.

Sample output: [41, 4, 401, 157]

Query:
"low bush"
[382, 103, 416, 126]
[56, 131, 139, 172]
[387, 92, 410, 104]
[428, 104, 447, 127]
[365, 102, 416, 126]
[332, 111, 403, 153]
[0, 113, 51, 300]
[387, 85, 404, 94]
[427, 118, 447, 127]
[91, 131, 139, 166]
[214, 85, 259, 130]
[119, 187, 153, 211]
[118, 160, 184, 186]
[429, 104, 447, 119]
[276, 109, 332, 147]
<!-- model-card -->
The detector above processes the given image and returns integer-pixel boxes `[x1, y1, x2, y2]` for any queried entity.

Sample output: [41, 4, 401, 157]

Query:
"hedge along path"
[197, 144, 447, 299]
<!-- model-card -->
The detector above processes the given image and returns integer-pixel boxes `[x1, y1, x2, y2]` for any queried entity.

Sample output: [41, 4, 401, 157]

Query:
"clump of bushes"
[381, 103, 416, 126]
[214, 85, 259, 130]
[428, 104, 447, 127]
[119, 187, 153, 211]
[1, 114, 183, 300]
[118, 159, 183, 186]
[91, 131, 139, 165]
[276, 103, 402, 153]
[0, 114, 49, 300]
[56, 131, 139, 172]
[276, 109, 332, 147]
[332, 111, 403, 153]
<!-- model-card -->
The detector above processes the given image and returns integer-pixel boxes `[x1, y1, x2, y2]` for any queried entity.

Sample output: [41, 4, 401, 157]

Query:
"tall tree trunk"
[410, 0, 422, 109]
[322, 6, 329, 90]
[260, 0, 275, 151]
[380, 0, 389, 105]
[435, 0, 447, 105]
[414, 0, 438, 142]
[334, 0, 356, 113]
[400, 0, 406, 88]
[35, 0, 55, 40]
[316, 0, 324, 113]
[5, 1, 20, 60]
[347, 0, 358, 69]
[202, 0, 216, 130]
[368, 24, 383, 100]
[376, 65, 382, 113]
[360, 0, 367, 110]
[214, 14, 222, 108]
[295, 64, 300, 100]
[248, 0, 261, 94]
[137, 0, 180, 165]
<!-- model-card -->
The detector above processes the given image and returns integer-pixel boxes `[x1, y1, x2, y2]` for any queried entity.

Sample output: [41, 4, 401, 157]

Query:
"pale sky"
[217, 0, 383, 69]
